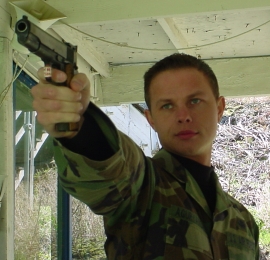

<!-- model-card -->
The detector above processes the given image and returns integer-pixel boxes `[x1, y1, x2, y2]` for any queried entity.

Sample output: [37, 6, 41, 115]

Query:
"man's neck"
[171, 152, 211, 167]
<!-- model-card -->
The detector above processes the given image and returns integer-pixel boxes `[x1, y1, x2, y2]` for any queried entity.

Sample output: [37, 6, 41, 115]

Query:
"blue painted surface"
[13, 62, 37, 88]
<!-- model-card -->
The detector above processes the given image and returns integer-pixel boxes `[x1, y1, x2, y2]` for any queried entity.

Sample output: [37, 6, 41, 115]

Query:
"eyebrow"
[155, 91, 206, 105]
[186, 90, 205, 99]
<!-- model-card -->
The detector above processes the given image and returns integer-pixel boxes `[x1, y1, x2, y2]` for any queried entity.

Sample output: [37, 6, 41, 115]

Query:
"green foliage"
[15, 168, 106, 260]
[72, 237, 105, 259]
[248, 207, 270, 248]
[261, 230, 270, 247]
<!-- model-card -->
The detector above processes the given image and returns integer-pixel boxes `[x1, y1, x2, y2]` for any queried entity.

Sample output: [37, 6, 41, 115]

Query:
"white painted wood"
[15, 126, 25, 145]
[92, 74, 104, 104]
[158, 18, 197, 57]
[0, 177, 7, 204]
[171, 9, 270, 59]
[15, 111, 22, 120]
[100, 105, 160, 157]
[52, 25, 111, 77]
[15, 170, 24, 191]
[98, 56, 270, 105]
[0, 0, 14, 258]
[150, 127, 161, 156]
[44, 0, 270, 24]
[97, 64, 149, 106]
[9, 0, 270, 99]
[11, 5, 269, 65]
[69, 19, 176, 65]
[128, 105, 153, 156]
[207, 57, 270, 97]
[34, 132, 49, 158]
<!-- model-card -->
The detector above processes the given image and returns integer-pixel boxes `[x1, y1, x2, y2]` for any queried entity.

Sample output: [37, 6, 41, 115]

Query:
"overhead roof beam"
[52, 25, 111, 77]
[97, 56, 270, 106]
[46, 0, 270, 24]
[157, 18, 197, 56]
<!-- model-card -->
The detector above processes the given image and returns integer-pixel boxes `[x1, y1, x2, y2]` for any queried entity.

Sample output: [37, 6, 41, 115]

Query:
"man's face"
[145, 68, 225, 166]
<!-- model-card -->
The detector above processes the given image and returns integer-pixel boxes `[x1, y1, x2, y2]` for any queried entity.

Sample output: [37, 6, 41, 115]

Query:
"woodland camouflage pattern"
[54, 104, 259, 260]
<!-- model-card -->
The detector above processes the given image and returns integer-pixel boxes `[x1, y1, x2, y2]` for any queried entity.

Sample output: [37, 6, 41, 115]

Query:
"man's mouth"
[176, 130, 198, 140]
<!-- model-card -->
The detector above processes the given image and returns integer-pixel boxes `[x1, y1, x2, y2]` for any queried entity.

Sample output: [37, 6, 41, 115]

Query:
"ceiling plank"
[157, 18, 197, 56]
[97, 56, 270, 106]
[45, 0, 270, 24]
[52, 25, 111, 77]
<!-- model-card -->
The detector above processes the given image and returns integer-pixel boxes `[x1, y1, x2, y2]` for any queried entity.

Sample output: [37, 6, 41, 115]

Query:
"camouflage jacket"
[54, 104, 259, 260]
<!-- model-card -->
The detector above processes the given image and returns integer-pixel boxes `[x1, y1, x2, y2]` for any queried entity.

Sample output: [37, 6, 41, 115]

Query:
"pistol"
[15, 15, 79, 132]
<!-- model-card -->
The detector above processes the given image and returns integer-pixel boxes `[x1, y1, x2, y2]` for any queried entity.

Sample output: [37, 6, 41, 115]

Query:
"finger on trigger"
[37, 67, 67, 84]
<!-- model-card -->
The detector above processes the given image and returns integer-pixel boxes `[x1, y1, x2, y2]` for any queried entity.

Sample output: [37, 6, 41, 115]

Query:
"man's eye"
[162, 104, 173, 109]
[191, 98, 201, 105]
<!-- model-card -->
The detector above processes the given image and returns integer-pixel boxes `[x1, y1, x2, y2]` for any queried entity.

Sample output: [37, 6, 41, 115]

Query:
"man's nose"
[176, 106, 192, 123]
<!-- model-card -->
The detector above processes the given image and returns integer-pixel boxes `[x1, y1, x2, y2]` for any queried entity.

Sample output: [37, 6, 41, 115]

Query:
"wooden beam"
[46, 0, 270, 24]
[52, 26, 111, 77]
[157, 18, 196, 56]
[0, 0, 14, 258]
[208, 57, 270, 97]
[97, 56, 270, 105]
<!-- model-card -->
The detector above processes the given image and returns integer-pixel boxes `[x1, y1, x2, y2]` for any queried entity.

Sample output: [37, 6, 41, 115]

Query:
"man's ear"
[217, 96, 225, 122]
[144, 109, 156, 131]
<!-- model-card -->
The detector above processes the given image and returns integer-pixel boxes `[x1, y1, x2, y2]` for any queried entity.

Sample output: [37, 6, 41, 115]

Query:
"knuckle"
[51, 100, 62, 111]
[46, 87, 57, 98]
[31, 84, 42, 97]
[77, 102, 83, 112]
[36, 113, 45, 125]
[73, 113, 81, 122]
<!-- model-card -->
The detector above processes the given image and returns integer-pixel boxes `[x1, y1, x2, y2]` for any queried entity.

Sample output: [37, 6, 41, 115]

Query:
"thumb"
[70, 73, 90, 92]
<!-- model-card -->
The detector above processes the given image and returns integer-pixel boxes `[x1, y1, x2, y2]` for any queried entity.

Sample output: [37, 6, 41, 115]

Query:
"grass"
[15, 168, 106, 260]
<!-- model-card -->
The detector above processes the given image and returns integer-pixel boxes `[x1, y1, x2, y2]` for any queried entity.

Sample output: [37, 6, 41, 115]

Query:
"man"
[32, 53, 259, 259]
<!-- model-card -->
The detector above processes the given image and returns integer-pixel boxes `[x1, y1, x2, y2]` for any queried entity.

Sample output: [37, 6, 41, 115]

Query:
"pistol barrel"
[15, 16, 77, 70]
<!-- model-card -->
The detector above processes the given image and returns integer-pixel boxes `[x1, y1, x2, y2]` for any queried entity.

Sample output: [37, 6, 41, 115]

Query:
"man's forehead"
[151, 68, 207, 84]
[149, 67, 213, 89]
[154, 90, 207, 102]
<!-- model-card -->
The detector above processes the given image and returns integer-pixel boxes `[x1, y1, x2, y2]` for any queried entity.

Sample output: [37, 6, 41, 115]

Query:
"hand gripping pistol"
[15, 15, 79, 132]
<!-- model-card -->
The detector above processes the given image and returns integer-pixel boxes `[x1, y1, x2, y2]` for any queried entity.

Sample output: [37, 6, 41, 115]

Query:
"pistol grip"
[55, 122, 79, 132]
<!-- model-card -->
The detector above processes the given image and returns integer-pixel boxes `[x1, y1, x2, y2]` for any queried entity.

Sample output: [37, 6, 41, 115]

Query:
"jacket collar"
[153, 149, 188, 183]
[152, 149, 232, 217]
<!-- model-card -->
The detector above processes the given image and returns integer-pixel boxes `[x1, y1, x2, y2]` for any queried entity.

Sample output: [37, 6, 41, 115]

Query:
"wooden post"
[0, 0, 15, 259]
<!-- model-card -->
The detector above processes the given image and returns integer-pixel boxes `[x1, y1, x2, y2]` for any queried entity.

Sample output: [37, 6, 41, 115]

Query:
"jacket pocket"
[164, 207, 213, 259]
[227, 232, 255, 260]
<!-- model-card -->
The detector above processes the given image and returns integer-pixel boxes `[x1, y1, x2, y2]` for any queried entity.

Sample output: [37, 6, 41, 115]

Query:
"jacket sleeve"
[53, 102, 148, 220]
